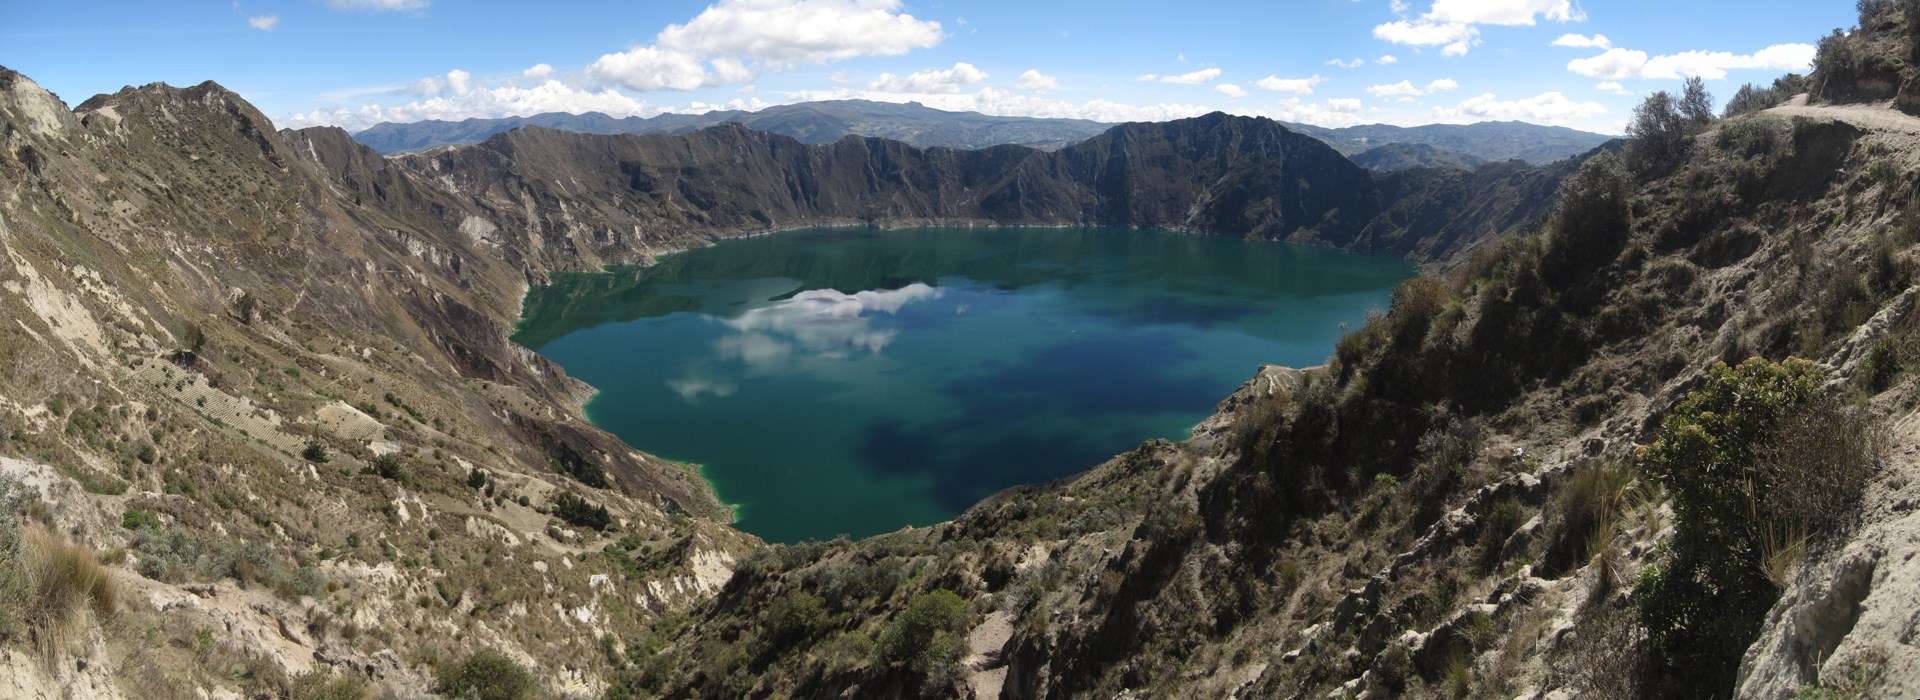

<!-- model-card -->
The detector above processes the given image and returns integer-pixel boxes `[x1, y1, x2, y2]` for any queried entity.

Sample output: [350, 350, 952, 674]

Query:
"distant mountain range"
[1280, 120, 1615, 166]
[352, 100, 1615, 168]
[1350, 142, 1488, 172]
[351, 100, 1111, 154]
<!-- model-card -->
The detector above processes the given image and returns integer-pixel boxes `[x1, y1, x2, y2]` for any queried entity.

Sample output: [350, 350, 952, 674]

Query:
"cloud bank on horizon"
[4, 0, 1851, 135]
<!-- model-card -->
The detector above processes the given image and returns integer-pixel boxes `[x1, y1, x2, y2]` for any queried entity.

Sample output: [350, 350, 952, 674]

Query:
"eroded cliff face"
[387, 112, 1567, 272]
[0, 69, 751, 697]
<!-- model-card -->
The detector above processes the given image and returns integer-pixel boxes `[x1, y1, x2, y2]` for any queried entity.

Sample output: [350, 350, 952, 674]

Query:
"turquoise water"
[514, 227, 1413, 543]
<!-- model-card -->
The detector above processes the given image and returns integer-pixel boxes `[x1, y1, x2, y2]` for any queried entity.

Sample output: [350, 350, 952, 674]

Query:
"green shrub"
[434, 649, 537, 700]
[878, 588, 969, 672]
[1636, 358, 1829, 695]
[552, 492, 611, 531]
[767, 589, 827, 645]
[121, 509, 161, 531]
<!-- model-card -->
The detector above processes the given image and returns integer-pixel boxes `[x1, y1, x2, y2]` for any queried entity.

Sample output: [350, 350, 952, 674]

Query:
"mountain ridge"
[348, 99, 1614, 167]
[351, 99, 1114, 154]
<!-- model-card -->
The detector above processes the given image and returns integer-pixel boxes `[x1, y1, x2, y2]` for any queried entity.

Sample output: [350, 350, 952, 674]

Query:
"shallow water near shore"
[515, 227, 1414, 542]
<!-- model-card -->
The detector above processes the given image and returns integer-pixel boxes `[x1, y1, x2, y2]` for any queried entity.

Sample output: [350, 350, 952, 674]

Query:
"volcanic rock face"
[391, 111, 1569, 271]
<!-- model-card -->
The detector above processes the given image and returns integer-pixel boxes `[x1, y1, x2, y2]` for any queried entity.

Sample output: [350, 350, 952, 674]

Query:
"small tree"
[301, 440, 329, 464]
[1678, 76, 1715, 130]
[1625, 91, 1688, 174]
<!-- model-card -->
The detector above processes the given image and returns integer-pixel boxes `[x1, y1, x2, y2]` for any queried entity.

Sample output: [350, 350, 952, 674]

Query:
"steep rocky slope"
[0, 70, 753, 697]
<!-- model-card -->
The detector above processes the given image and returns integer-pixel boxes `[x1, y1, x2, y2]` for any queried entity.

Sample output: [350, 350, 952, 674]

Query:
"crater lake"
[514, 227, 1414, 542]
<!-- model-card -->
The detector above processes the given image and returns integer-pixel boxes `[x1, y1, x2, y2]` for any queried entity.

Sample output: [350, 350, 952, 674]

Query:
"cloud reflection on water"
[666, 283, 943, 403]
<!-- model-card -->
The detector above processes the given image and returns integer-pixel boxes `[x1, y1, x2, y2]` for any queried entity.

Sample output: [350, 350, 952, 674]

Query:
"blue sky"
[1, 1, 1857, 135]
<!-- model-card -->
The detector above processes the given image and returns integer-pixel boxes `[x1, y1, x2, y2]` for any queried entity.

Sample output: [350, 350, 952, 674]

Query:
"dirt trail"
[1767, 99, 1920, 134]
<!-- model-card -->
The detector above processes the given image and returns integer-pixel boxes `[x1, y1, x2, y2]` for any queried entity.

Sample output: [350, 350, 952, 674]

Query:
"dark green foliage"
[767, 590, 828, 645]
[122, 508, 161, 530]
[549, 457, 608, 489]
[363, 453, 403, 481]
[133, 441, 158, 465]
[467, 468, 488, 490]
[435, 649, 538, 700]
[300, 440, 329, 464]
[1864, 337, 1903, 392]
[1626, 91, 1690, 175]
[552, 492, 611, 531]
[1723, 83, 1782, 117]
[1635, 358, 1825, 696]
[877, 588, 968, 670]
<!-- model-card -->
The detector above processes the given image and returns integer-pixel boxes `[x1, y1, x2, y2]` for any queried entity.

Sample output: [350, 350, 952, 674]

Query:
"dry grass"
[10, 523, 119, 663]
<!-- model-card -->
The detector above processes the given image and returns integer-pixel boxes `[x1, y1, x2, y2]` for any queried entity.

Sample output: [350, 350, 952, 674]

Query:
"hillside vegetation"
[0, 1, 1918, 698]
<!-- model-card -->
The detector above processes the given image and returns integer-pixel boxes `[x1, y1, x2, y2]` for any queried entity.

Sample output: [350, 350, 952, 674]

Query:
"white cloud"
[404, 76, 443, 96]
[1377, 55, 1399, 65]
[247, 15, 279, 31]
[1424, 0, 1582, 25]
[1159, 68, 1222, 84]
[1552, 33, 1611, 49]
[1327, 57, 1366, 69]
[736, 84, 758, 94]
[523, 64, 554, 80]
[325, 0, 429, 12]
[1567, 43, 1816, 80]
[867, 62, 987, 93]
[282, 80, 664, 131]
[1017, 69, 1060, 90]
[685, 96, 774, 113]
[1268, 97, 1370, 128]
[1136, 73, 1159, 82]
[783, 86, 1216, 123]
[1214, 83, 1247, 98]
[1368, 80, 1423, 97]
[1375, 0, 1578, 56]
[1596, 80, 1632, 95]
[1255, 74, 1327, 95]
[588, 0, 944, 92]
[1372, 20, 1479, 54]
[444, 69, 472, 95]
[1430, 91, 1605, 125]
[1366, 77, 1457, 97]
[828, 70, 854, 84]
